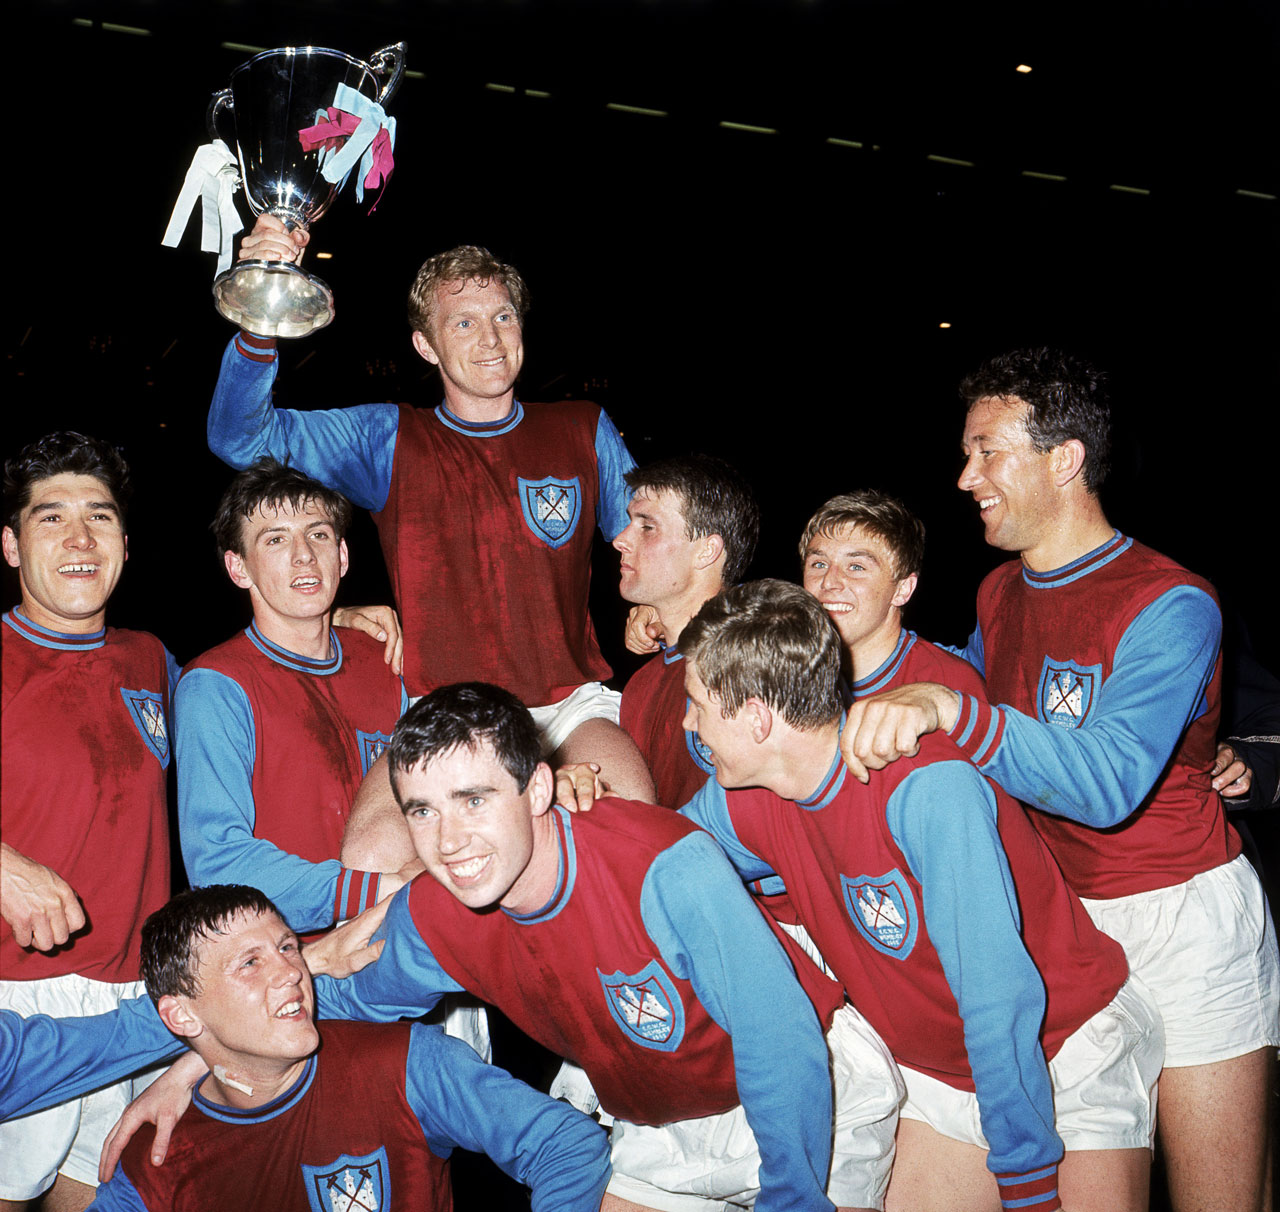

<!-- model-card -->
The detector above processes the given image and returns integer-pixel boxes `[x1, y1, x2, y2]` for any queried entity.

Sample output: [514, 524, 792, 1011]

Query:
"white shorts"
[0, 972, 161, 1198]
[1081, 854, 1280, 1067]
[606, 1003, 903, 1211]
[898, 977, 1163, 1153]
[529, 682, 622, 754]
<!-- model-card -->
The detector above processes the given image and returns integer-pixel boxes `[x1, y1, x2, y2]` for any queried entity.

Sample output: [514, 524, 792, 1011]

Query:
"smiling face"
[224, 498, 348, 637]
[412, 278, 524, 415]
[801, 524, 917, 657]
[682, 663, 762, 789]
[399, 740, 556, 915]
[177, 909, 318, 1078]
[2, 473, 127, 634]
[958, 395, 1059, 562]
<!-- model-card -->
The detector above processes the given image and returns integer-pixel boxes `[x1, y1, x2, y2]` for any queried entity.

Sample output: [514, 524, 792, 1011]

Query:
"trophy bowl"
[208, 42, 405, 338]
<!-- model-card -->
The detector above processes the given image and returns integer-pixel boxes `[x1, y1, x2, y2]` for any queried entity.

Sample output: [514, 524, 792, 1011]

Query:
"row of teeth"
[979, 495, 1001, 511]
[292, 577, 320, 587]
[450, 856, 488, 878]
[276, 1000, 303, 1017]
[59, 564, 97, 574]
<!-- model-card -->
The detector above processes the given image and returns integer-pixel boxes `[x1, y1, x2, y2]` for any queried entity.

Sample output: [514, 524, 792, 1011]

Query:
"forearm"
[340, 755, 418, 872]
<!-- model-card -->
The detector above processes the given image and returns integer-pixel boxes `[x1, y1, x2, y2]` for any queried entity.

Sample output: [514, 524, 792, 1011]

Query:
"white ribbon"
[318, 83, 397, 204]
[162, 140, 243, 275]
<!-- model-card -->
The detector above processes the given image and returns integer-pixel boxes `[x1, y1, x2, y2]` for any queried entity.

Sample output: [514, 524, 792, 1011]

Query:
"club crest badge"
[1036, 658, 1101, 730]
[518, 475, 582, 549]
[357, 729, 393, 776]
[841, 870, 918, 960]
[302, 1148, 388, 1212]
[683, 705, 715, 775]
[119, 688, 170, 768]
[598, 959, 686, 1052]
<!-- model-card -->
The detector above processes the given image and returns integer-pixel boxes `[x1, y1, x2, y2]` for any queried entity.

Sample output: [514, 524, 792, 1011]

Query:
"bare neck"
[761, 719, 843, 802]
[1021, 496, 1115, 573]
[252, 612, 333, 661]
[846, 612, 905, 684]
[440, 383, 518, 425]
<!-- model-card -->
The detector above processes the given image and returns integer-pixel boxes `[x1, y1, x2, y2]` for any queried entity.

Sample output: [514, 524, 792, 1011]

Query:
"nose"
[612, 522, 633, 554]
[478, 319, 502, 349]
[64, 516, 95, 549]
[681, 701, 696, 734]
[437, 814, 470, 856]
[291, 534, 316, 564]
[957, 452, 981, 492]
[271, 950, 304, 985]
[820, 563, 844, 592]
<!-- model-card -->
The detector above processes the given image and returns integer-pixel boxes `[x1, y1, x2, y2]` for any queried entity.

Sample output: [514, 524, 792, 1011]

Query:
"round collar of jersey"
[1021, 530, 1131, 590]
[433, 400, 524, 438]
[501, 805, 578, 925]
[2, 606, 107, 652]
[850, 629, 916, 699]
[192, 1052, 317, 1125]
[244, 620, 343, 675]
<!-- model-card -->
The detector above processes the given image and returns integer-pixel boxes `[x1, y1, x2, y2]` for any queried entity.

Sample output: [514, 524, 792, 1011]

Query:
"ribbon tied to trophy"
[297, 84, 398, 212]
[162, 139, 244, 274]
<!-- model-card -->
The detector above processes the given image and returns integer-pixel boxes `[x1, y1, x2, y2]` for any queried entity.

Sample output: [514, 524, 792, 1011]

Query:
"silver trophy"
[207, 42, 406, 338]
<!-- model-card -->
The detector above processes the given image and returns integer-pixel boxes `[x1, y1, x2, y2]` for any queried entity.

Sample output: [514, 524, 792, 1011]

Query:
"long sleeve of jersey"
[950, 586, 1221, 827]
[0, 999, 182, 1122]
[174, 667, 381, 932]
[311, 886, 465, 1022]
[640, 832, 835, 1212]
[405, 1025, 610, 1212]
[208, 334, 401, 510]
[592, 409, 636, 540]
[886, 763, 1061, 1196]
[86, 1170, 147, 1211]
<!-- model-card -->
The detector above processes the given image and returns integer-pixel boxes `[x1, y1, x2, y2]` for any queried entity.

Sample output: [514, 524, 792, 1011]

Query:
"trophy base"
[213, 261, 335, 339]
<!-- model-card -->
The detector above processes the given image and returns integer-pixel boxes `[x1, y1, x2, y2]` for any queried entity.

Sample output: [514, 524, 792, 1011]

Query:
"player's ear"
[338, 538, 350, 579]
[695, 533, 725, 572]
[158, 994, 203, 1041]
[891, 572, 918, 609]
[744, 697, 773, 744]
[224, 549, 253, 590]
[1, 526, 19, 570]
[528, 762, 554, 818]
[411, 330, 441, 367]
[1052, 439, 1087, 488]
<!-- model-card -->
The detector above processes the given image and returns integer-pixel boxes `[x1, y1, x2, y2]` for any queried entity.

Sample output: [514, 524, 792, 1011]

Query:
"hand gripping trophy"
[164, 42, 406, 338]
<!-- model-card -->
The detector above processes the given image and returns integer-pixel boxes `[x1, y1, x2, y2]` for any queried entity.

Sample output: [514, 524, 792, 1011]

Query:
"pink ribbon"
[297, 108, 396, 213]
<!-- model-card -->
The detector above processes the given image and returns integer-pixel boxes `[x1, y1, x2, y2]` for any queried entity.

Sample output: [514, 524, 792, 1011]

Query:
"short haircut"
[211, 458, 353, 558]
[680, 580, 842, 731]
[624, 455, 761, 586]
[798, 490, 925, 580]
[960, 347, 1112, 492]
[406, 246, 530, 338]
[3, 432, 132, 535]
[140, 885, 282, 1006]
[388, 682, 542, 801]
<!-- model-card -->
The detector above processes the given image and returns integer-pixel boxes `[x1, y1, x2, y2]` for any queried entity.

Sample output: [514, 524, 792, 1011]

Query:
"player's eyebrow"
[449, 784, 499, 800]
[26, 498, 119, 517]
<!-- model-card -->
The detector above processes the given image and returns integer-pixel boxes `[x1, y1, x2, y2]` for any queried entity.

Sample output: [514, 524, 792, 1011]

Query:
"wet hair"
[388, 683, 542, 802]
[960, 347, 1112, 492]
[407, 246, 530, 338]
[798, 490, 925, 580]
[680, 580, 842, 731]
[210, 458, 353, 558]
[3, 432, 132, 534]
[140, 885, 282, 1006]
[624, 455, 761, 586]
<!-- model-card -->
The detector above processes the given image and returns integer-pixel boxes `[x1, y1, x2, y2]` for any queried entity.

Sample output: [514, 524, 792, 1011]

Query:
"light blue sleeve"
[1, 998, 181, 1122]
[405, 1025, 610, 1212]
[207, 336, 400, 511]
[164, 648, 181, 700]
[678, 781, 780, 885]
[174, 666, 348, 933]
[312, 885, 464, 1021]
[642, 833, 835, 1212]
[970, 586, 1220, 826]
[86, 1169, 149, 1211]
[593, 408, 636, 540]
[949, 621, 986, 677]
[886, 762, 1060, 1177]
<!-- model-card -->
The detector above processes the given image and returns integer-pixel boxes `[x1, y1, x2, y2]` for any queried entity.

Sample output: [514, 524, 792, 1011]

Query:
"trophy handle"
[368, 42, 407, 107]
[206, 88, 234, 143]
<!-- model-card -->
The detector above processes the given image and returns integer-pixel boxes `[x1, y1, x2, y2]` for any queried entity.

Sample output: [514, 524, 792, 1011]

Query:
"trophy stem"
[212, 260, 335, 339]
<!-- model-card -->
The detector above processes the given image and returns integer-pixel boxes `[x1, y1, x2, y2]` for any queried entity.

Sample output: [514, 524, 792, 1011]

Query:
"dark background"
[8, 0, 1278, 678]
